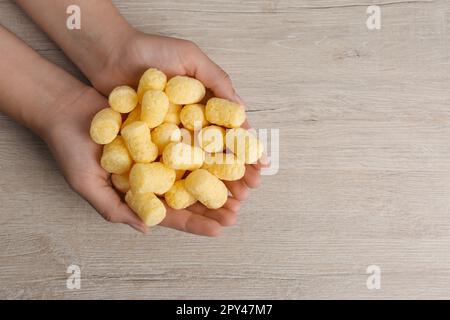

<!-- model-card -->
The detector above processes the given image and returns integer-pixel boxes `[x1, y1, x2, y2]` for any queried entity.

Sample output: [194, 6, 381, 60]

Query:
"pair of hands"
[45, 31, 262, 236]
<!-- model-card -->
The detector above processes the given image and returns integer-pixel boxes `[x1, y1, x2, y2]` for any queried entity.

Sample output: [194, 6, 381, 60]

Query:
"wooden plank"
[0, 0, 449, 299]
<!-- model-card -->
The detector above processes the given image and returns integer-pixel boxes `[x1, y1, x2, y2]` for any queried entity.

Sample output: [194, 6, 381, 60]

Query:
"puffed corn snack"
[89, 67, 264, 227]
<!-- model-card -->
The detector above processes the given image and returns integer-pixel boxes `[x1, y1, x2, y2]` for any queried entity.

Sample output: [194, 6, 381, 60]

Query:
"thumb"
[185, 46, 237, 102]
[76, 177, 149, 234]
[183, 44, 268, 168]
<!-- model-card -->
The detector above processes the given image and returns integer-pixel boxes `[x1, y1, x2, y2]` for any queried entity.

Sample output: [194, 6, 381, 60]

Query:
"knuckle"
[100, 202, 123, 224]
[215, 68, 233, 90]
[220, 70, 232, 83]
[67, 176, 84, 194]
[220, 69, 230, 79]
[223, 213, 237, 226]
[182, 40, 199, 52]
[103, 211, 119, 223]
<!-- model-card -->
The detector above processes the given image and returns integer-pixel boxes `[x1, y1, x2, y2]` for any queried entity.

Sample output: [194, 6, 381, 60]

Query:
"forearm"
[0, 25, 87, 137]
[14, 0, 133, 85]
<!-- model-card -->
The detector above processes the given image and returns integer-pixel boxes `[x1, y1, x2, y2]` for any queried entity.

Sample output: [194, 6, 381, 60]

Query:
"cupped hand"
[44, 87, 239, 236]
[92, 31, 262, 200]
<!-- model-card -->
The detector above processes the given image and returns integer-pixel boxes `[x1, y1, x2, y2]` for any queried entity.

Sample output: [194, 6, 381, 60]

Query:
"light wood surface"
[1, 0, 450, 299]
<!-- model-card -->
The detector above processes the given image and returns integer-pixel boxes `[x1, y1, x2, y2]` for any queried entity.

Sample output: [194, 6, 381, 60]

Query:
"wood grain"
[1, 0, 450, 299]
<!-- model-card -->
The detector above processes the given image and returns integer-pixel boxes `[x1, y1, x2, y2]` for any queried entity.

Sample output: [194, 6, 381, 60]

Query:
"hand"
[91, 31, 263, 200]
[44, 87, 239, 236]
[14, 0, 263, 203]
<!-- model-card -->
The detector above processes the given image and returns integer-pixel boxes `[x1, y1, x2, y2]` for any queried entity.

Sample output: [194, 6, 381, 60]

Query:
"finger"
[224, 180, 249, 201]
[184, 45, 268, 169]
[79, 177, 148, 234]
[200, 207, 237, 226]
[243, 164, 261, 189]
[234, 93, 247, 109]
[223, 197, 241, 212]
[233, 119, 262, 173]
[160, 208, 222, 237]
[186, 202, 209, 214]
[240, 119, 268, 170]
[188, 197, 240, 214]
[187, 199, 239, 226]
[185, 47, 236, 101]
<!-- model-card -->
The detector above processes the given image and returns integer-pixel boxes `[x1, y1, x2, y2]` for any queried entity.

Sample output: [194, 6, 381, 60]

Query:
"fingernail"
[259, 153, 270, 167]
[132, 223, 148, 234]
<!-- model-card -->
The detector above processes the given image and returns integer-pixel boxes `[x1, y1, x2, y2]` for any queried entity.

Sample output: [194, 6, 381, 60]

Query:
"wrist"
[16, 0, 135, 94]
[37, 85, 95, 143]
[83, 21, 137, 93]
[83, 21, 136, 84]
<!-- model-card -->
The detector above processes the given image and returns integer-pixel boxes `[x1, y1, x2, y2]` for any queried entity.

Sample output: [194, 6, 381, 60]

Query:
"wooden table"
[1, 0, 449, 299]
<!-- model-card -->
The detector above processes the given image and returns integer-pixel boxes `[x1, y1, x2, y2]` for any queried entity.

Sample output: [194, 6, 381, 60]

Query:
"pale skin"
[1, 0, 265, 236]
